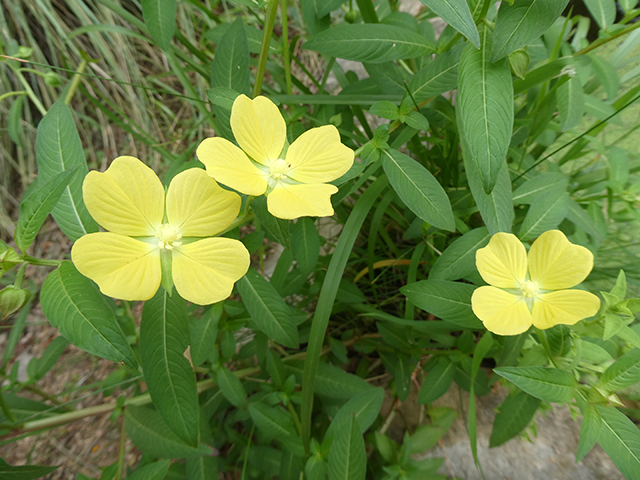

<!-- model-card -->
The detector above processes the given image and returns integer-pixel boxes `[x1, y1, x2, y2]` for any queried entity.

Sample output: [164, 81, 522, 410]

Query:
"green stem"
[355, 0, 379, 23]
[23, 256, 62, 267]
[287, 401, 302, 436]
[240, 424, 255, 480]
[535, 328, 560, 368]
[13, 264, 26, 290]
[13, 68, 47, 115]
[0, 90, 27, 103]
[476, 0, 492, 23]
[281, 0, 293, 96]
[253, 0, 280, 98]
[64, 58, 88, 105]
[0, 391, 17, 423]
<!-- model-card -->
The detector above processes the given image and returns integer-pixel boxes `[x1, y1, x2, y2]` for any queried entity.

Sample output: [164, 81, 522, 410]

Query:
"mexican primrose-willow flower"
[196, 94, 354, 220]
[471, 230, 600, 336]
[71, 156, 250, 305]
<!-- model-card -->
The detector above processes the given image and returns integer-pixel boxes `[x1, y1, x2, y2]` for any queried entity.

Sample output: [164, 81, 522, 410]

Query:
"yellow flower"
[71, 156, 250, 305]
[471, 230, 600, 336]
[196, 95, 354, 219]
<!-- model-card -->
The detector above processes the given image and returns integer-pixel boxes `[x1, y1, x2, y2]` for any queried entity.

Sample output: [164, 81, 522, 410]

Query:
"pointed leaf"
[576, 405, 602, 462]
[292, 217, 320, 277]
[429, 227, 490, 281]
[557, 75, 584, 131]
[141, 0, 176, 50]
[583, 0, 617, 30]
[419, 357, 456, 404]
[0, 459, 58, 480]
[211, 17, 250, 95]
[599, 348, 640, 392]
[217, 365, 247, 407]
[324, 388, 385, 443]
[494, 366, 578, 403]
[518, 191, 570, 241]
[512, 173, 568, 205]
[597, 405, 640, 480]
[189, 304, 222, 366]
[418, 0, 480, 47]
[249, 403, 297, 439]
[328, 415, 366, 480]
[126, 460, 171, 480]
[489, 390, 541, 447]
[410, 43, 464, 103]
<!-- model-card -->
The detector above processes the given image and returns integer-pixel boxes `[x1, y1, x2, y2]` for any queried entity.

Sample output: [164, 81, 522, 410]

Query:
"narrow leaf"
[328, 415, 366, 480]
[141, 0, 176, 50]
[429, 227, 490, 281]
[419, 0, 480, 47]
[557, 75, 584, 131]
[0, 459, 58, 480]
[494, 366, 578, 403]
[419, 357, 456, 404]
[217, 366, 247, 407]
[324, 388, 385, 443]
[597, 405, 640, 480]
[576, 405, 602, 462]
[490, 390, 541, 447]
[292, 218, 320, 277]
[189, 304, 222, 366]
[409, 43, 463, 102]
[583, 0, 616, 30]
[518, 192, 570, 241]
[599, 348, 640, 392]
[211, 17, 250, 95]
[512, 173, 568, 205]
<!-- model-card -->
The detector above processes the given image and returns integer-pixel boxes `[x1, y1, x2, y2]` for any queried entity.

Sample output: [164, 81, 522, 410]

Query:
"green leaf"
[599, 348, 640, 392]
[597, 405, 640, 480]
[327, 415, 366, 480]
[492, 0, 570, 61]
[186, 455, 218, 480]
[418, 357, 456, 404]
[251, 196, 291, 248]
[8, 95, 24, 147]
[0, 459, 58, 480]
[237, 268, 299, 348]
[410, 43, 463, 103]
[189, 304, 222, 367]
[512, 173, 568, 205]
[127, 460, 171, 480]
[249, 403, 297, 439]
[557, 75, 584, 131]
[619, 0, 638, 13]
[301, 0, 331, 36]
[382, 149, 455, 231]
[457, 26, 514, 194]
[280, 451, 304, 480]
[217, 366, 247, 407]
[125, 405, 213, 458]
[211, 17, 250, 96]
[401, 280, 483, 329]
[590, 55, 620, 100]
[141, 289, 199, 447]
[312, 0, 345, 19]
[303, 24, 435, 63]
[403, 111, 430, 131]
[205, 22, 277, 55]
[292, 218, 320, 277]
[518, 192, 570, 241]
[141, 0, 176, 50]
[27, 336, 68, 381]
[35, 100, 98, 241]
[576, 405, 602, 462]
[418, 0, 480, 48]
[583, 0, 617, 30]
[369, 101, 400, 120]
[465, 157, 514, 234]
[40, 262, 137, 368]
[15, 167, 79, 252]
[429, 227, 490, 281]
[489, 390, 541, 447]
[324, 388, 385, 442]
[494, 366, 578, 403]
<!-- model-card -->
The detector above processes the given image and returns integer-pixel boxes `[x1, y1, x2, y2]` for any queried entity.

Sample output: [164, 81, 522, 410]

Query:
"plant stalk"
[253, 0, 280, 97]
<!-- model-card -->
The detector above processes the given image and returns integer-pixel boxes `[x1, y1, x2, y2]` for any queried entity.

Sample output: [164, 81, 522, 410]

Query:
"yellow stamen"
[155, 224, 182, 250]
[269, 158, 291, 180]
[521, 280, 539, 298]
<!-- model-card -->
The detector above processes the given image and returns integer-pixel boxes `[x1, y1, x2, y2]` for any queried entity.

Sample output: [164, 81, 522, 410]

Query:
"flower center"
[269, 158, 291, 180]
[155, 224, 182, 250]
[520, 280, 539, 298]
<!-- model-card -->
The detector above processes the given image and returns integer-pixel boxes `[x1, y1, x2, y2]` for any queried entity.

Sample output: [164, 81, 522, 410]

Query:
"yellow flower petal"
[83, 156, 164, 236]
[471, 286, 533, 336]
[197, 137, 268, 196]
[172, 238, 250, 305]
[532, 289, 601, 330]
[476, 233, 527, 288]
[267, 183, 338, 219]
[71, 233, 160, 301]
[528, 230, 594, 290]
[230, 95, 286, 165]
[166, 168, 241, 237]
[285, 125, 354, 183]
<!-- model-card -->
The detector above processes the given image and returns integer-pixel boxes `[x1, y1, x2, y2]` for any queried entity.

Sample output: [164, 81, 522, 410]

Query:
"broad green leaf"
[217, 366, 247, 407]
[141, 289, 199, 447]
[494, 366, 578, 403]
[324, 388, 385, 442]
[189, 304, 222, 367]
[382, 149, 455, 231]
[303, 24, 435, 63]
[410, 43, 463, 103]
[292, 218, 320, 277]
[27, 336, 68, 381]
[15, 167, 78, 252]
[249, 403, 297, 439]
[418, 0, 479, 48]
[35, 101, 98, 241]
[557, 75, 584, 131]
[251, 196, 291, 248]
[465, 157, 514, 234]
[512, 173, 568, 205]
[418, 357, 456, 404]
[457, 27, 514, 194]
[576, 405, 602, 462]
[597, 405, 640, 480]
[429, 227, 490, 281]
[492, 0, 570, 61]
[125, 406, 213, 458]
[599, 348, 640, 392]
[211, 17, 250, 96]
[518, 192, 570, 241]
[401, 280, 483, 329]
[141, 0, 176, 50]
[583, 0, 616, 30]
[489, 390, 541, 447]
[0, 459, 58, 480]
[328, 415, 366, 480]
[40, 262, 137, 368]
[127, 460, 171, 480]
[8, 95, 24, 147]
[237, 268, 299, 348]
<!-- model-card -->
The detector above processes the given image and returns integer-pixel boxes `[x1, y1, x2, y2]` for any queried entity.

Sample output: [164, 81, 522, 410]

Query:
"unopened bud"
[0, 286, 30, 320]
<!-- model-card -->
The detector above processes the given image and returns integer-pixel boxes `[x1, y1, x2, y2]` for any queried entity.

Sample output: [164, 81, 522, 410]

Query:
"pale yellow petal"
[83, 156, 164, 236]
[71, 233, 160, 301]
[475, 233, 527, 288]
[471, 286, 533, 336]
[532, 290, 601, 330]
[172, 238, 250, 305]
[528, 230, 594, 290]
[267, 183, 338, 220]
[230, 95, 286, 164]
[166, 168, 241, 237]
[197, 137, 268, 196]
[285, 125, 354, 183]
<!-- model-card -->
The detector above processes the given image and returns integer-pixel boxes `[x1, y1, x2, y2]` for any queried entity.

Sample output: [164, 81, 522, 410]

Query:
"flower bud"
[0, 286, 30, 320]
